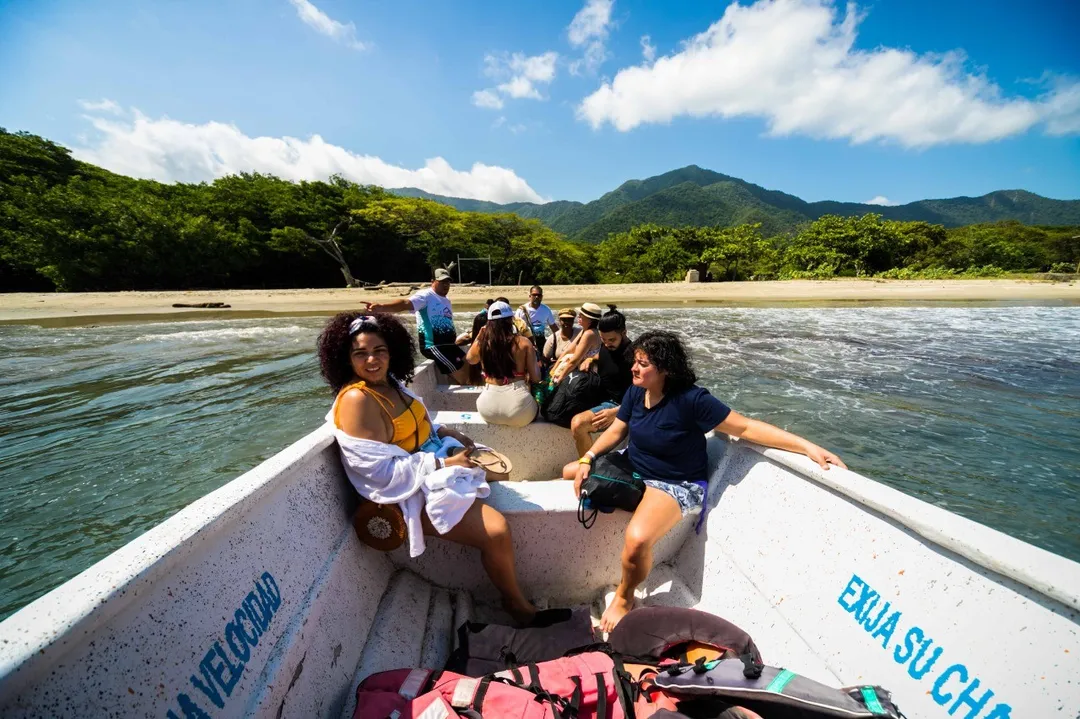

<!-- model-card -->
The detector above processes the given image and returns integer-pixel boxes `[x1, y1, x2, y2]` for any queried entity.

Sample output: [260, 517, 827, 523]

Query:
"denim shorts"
[600, 450, 705, 518]
[643, 479, 705, 517]
[590, 400, 619, 413]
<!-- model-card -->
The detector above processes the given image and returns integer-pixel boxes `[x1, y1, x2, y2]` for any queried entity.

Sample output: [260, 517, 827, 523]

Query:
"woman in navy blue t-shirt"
[562, 330, 846, 632]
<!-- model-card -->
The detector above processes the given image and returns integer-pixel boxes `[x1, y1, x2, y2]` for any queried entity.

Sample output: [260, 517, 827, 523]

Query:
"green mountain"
[391, 166, 1080, 242]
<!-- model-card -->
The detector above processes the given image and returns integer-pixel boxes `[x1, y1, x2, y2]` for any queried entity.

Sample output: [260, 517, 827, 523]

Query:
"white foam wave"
[134, 325, 309, 343]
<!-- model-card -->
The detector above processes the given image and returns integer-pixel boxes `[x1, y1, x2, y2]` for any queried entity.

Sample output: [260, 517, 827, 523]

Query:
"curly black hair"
[630, 330, 698, 394]
[317, 311, 417, 393]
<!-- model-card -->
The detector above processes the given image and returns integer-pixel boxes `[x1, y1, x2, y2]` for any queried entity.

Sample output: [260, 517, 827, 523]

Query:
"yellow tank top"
[334, 381, 432, 453]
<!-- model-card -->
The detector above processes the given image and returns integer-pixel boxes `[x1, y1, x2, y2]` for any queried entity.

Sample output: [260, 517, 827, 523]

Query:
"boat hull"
[0, 362, 1077, 718]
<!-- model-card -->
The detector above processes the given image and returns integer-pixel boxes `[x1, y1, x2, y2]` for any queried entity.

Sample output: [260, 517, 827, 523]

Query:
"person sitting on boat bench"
[550, 302, 603, 383]
[569, 305, 633, 456]
[562, 330, 846, 632]
[466, 301, 540, 427]
[320, 312, 537, 623]
[365, 269, 471, 385]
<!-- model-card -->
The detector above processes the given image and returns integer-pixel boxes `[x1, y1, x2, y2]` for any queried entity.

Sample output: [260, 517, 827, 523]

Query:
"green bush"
[959, 265, 1006, 277]
[778, 264, 839, 280]
[875, 266, 957, 280]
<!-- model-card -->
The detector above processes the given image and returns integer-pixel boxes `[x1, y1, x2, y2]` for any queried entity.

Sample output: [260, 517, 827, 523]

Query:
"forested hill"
[392, 166, 1080, 242]
[3, 128, 1078, 293]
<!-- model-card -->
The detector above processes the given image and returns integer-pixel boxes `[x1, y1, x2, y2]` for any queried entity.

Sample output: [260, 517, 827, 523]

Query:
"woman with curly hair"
[319, 311, 536, 623]
[562, 330, 846, 632]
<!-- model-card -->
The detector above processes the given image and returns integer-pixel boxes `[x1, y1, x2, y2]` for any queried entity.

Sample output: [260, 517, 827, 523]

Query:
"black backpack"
[541, 370, 605, 427]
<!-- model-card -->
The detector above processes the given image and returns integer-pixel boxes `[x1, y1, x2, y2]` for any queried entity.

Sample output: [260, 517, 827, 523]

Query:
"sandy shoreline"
[1, 279, 1077, 325]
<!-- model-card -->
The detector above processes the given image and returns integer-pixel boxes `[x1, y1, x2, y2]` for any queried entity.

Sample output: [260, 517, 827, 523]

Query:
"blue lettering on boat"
[164, 572, 281, 718]
[837, 574, 1012, 718]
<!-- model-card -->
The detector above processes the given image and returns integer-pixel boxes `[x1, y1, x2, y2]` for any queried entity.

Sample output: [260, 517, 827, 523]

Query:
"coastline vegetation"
[2, 129, 1077, 292]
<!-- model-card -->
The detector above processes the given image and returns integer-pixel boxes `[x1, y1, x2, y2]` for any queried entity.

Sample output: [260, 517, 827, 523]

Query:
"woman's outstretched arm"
[716, 410, 847, 470]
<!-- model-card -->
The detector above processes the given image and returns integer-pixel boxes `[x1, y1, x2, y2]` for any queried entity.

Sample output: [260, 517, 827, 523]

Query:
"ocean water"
[0, 305, 1078, 620]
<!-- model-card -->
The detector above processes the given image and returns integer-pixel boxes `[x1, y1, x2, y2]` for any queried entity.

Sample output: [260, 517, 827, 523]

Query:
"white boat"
[0, 360, 1077, 718]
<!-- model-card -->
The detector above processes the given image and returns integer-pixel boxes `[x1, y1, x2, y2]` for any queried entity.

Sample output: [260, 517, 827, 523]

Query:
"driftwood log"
[172, 302, 231, 309]
[361, 281, 478, 290]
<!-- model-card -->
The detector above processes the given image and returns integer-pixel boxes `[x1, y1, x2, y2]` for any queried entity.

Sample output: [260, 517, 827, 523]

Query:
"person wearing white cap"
[550, 302, 603, 384]
[366, 268, 470, 384]
[465, 301, 540, 427]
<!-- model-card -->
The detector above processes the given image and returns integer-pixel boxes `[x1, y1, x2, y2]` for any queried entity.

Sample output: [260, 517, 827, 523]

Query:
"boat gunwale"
[739, 438, 1080, 612]
[0, 426, 339, 689]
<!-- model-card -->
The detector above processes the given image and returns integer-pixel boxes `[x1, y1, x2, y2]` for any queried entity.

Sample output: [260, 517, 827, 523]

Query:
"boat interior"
[2, 362, 1076, 718]
[334, 373, 865, 718]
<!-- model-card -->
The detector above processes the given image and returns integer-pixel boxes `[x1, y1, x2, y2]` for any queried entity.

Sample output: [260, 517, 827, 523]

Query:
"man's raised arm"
[364, 298, 414, 313]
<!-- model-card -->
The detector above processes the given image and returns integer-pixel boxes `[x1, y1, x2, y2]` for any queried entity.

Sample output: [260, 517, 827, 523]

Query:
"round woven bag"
[352, 499, 406, 552]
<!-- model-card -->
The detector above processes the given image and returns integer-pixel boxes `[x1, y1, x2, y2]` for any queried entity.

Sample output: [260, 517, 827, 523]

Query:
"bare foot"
[503, 597, 537, 625]
[599, 594, 633, 633]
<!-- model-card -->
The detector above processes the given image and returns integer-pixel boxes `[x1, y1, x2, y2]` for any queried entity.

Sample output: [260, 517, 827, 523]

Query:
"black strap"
[611, 666, 638, 719]
[740, 652, 764, 679]
[526, 662, 541, 691]
[471, 677, 491, 711]
[577, 494, 598, 529]
[569, 676, 583, 715]
[595, 672, 608, 719]
[510, 666, 523, 684]
[562, 642, 614, 657]
[498, 646, 519, 668]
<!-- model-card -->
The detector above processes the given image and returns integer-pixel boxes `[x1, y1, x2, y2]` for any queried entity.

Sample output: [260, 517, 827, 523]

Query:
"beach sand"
[1, 279, 1077, 325]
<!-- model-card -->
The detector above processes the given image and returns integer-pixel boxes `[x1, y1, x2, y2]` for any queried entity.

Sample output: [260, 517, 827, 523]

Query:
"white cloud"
[568, 0, 613, 46]
[865, 196, 897, 206]
[567, 0, 614, 75]
[73, 107, 543, 203]
[473, 51, 558, 109]
[640, 35, 657, 64]
[472, 89, 505, 110]
[287, 0, 366, 51]
[578, 0, 1080, 147]
[78, 99, 123, 114]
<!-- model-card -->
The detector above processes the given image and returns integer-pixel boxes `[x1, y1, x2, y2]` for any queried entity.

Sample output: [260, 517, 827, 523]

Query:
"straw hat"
[579, 303, 603, 321]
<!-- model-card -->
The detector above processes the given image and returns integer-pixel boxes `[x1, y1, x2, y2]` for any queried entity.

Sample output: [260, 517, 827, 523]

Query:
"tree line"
[2, 129, 1077, 292]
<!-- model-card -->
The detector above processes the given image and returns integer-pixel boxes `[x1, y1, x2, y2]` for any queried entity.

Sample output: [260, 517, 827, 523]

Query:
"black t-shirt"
[597, 338, 633, 403]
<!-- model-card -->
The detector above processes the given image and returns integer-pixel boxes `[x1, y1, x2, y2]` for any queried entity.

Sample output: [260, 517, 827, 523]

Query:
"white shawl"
[326, 384, 489, 557]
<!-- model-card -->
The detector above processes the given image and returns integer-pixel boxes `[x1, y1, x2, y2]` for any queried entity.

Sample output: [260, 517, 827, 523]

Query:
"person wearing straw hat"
[542, 307, 582, 367]
[550, 302, 603, 384]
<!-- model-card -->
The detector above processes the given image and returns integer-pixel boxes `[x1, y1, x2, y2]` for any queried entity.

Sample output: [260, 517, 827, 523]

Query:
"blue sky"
[1, 0, 1077, 205]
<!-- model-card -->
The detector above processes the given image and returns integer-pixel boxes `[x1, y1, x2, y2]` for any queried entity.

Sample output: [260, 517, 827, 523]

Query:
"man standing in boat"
[365, 269, 470, 385]
[516, 285, 557, 354]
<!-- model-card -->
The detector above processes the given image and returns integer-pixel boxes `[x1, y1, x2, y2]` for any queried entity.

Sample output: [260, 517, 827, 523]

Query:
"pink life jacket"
[354, 668, 561, 719]
[488, 651, 636, 719]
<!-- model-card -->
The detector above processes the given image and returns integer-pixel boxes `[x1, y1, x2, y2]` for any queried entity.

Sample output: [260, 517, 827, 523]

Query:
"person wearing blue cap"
[466, 301, 540, 426]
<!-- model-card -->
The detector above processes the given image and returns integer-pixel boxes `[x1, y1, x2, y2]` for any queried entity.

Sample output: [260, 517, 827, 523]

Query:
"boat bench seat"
[430, 384, 484, 412]
[431, 410, 579, 481]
